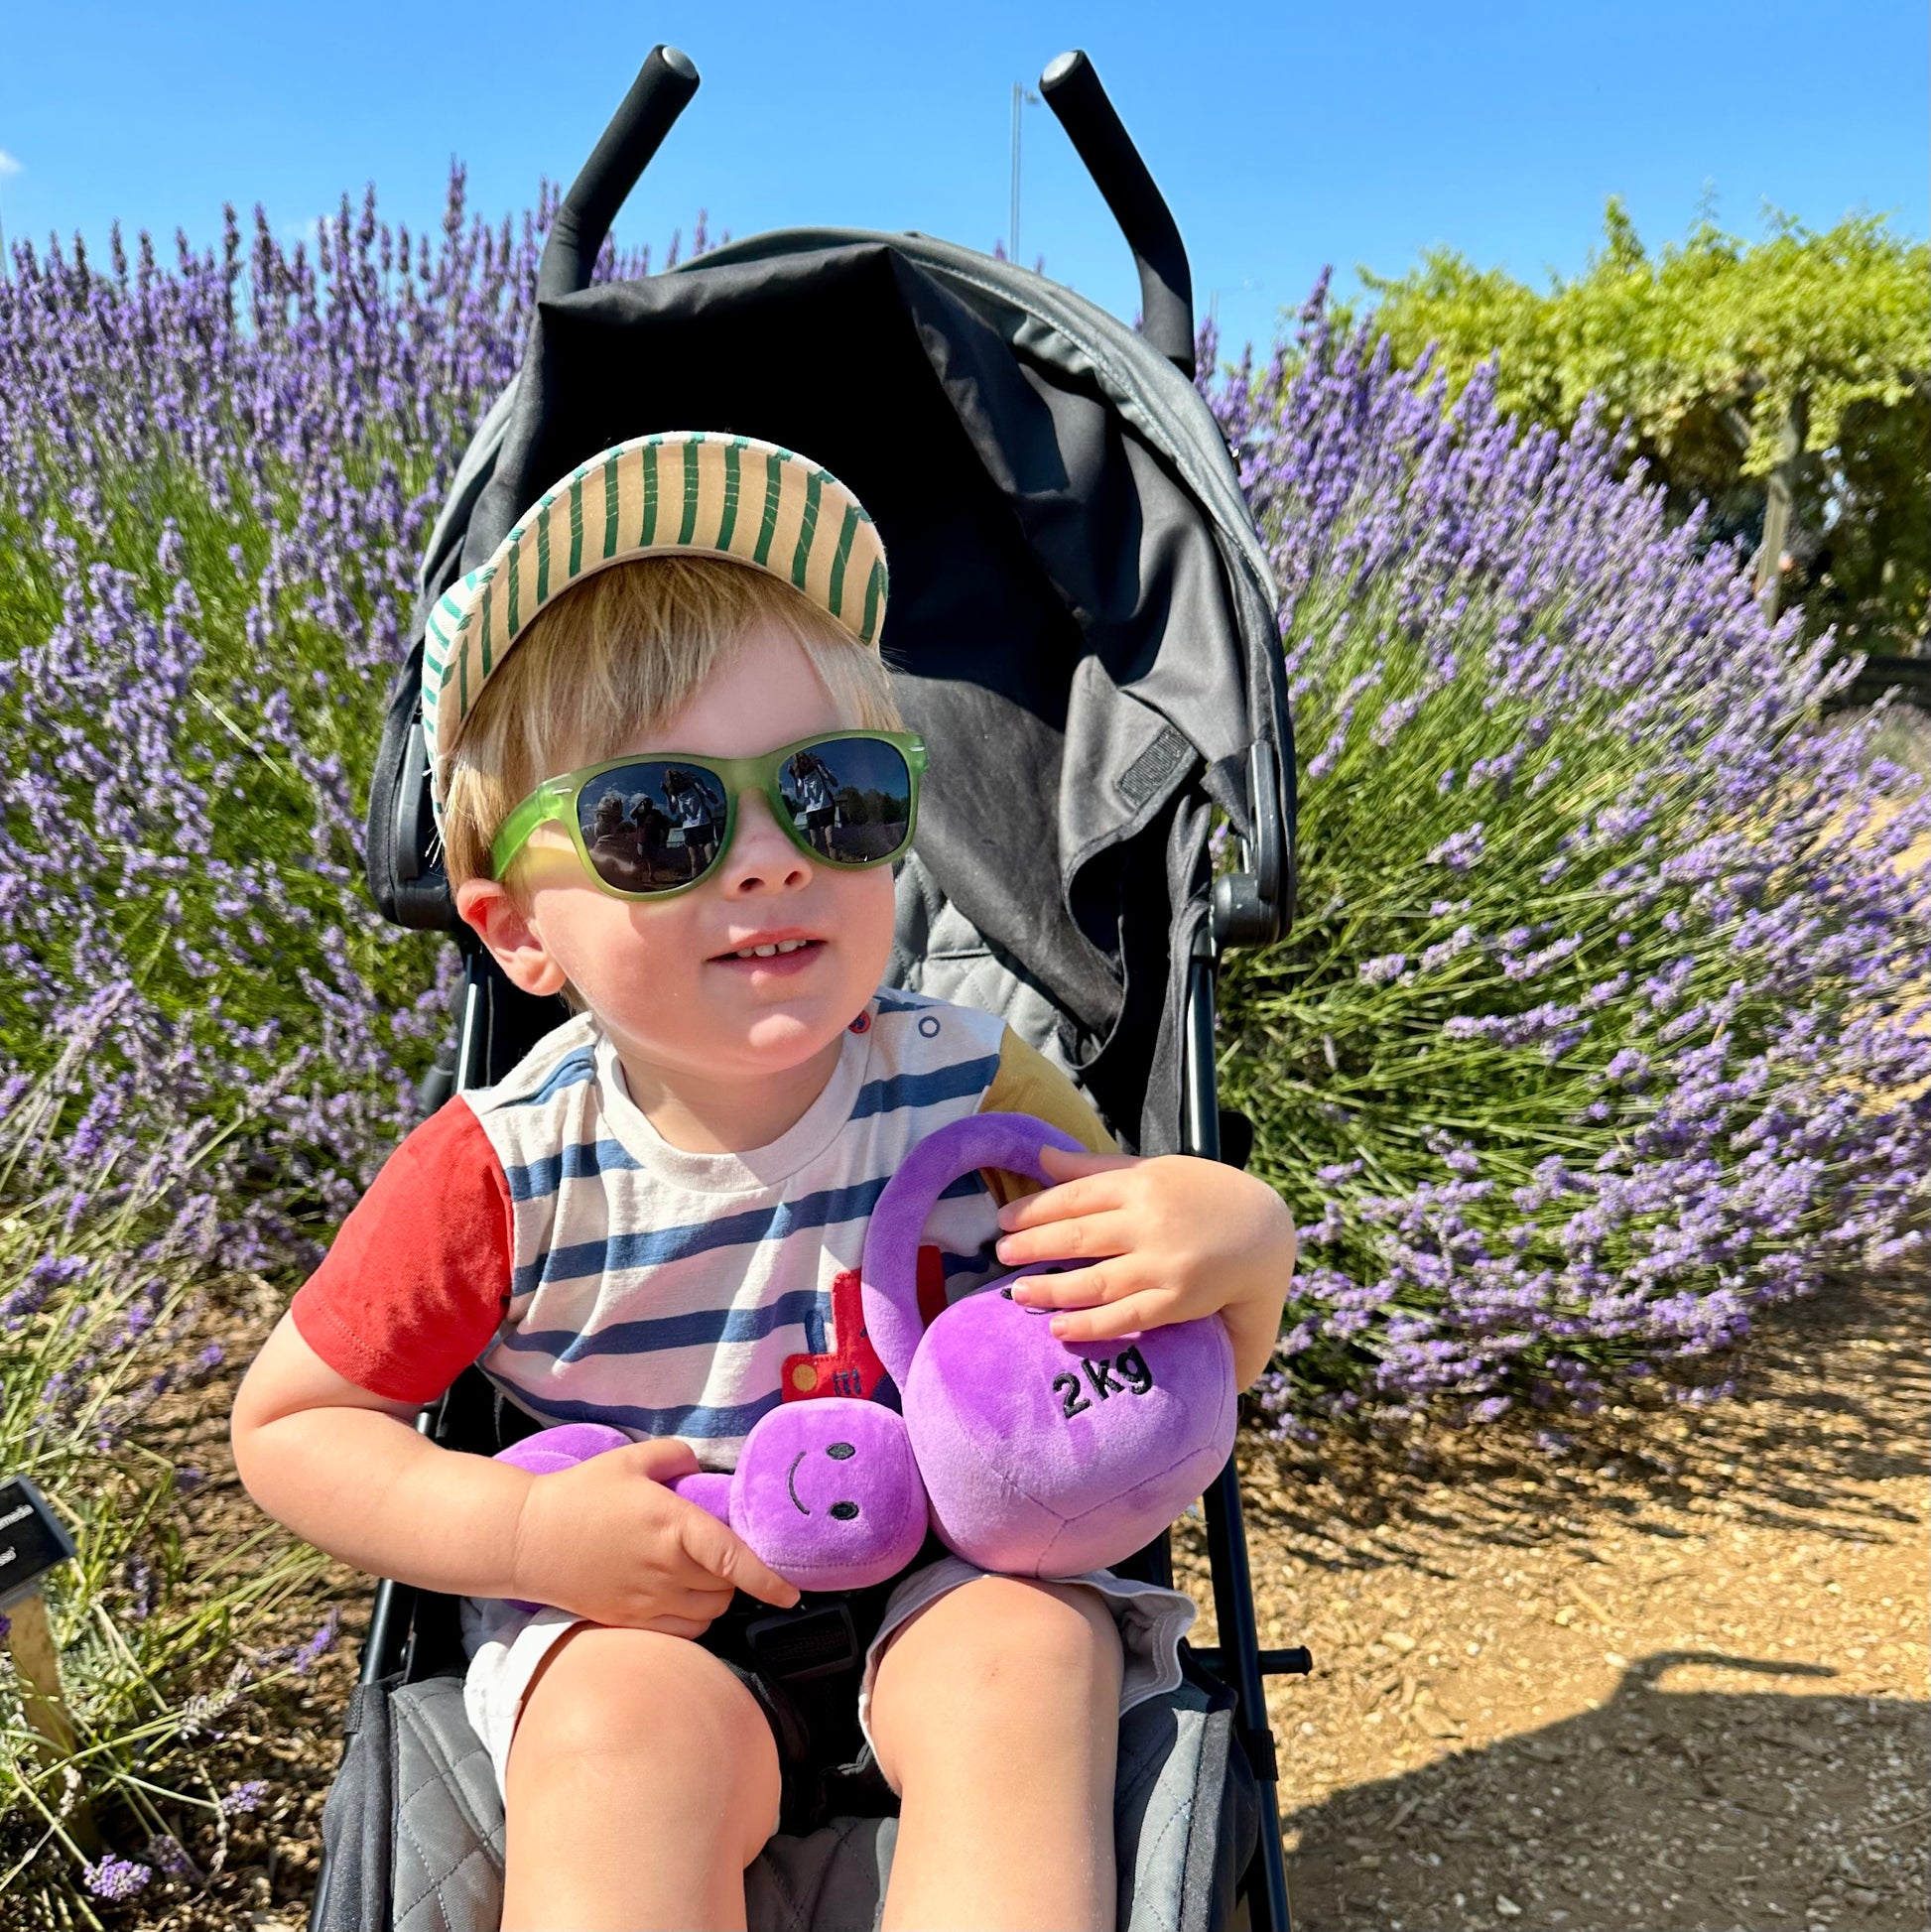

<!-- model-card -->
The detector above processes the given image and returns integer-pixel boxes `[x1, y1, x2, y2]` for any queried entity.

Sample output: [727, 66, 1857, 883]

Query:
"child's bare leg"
[501, 1624, 781, 1931]
[870, 1576, 1124, 1931]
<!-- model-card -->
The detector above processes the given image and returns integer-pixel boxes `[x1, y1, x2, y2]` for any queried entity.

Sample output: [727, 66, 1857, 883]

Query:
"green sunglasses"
[489, 728, 928, 900]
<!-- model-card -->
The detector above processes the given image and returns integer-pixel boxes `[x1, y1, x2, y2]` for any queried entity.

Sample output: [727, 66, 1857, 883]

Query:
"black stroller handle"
[536, 43, 701, 303]
[1039, 50, 1195, 379]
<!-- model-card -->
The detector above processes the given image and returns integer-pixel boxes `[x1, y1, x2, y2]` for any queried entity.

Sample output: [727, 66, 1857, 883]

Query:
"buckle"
[743, 1603, 861, 1683]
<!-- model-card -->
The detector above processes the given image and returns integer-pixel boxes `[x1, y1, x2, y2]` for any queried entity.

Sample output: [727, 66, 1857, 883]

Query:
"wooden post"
[5, 1588, 99, 1854]
[1752, 389, 1810, 622]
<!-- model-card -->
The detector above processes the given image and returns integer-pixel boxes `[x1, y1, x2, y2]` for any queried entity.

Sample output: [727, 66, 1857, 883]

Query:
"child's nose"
[723, 789, 811, 892]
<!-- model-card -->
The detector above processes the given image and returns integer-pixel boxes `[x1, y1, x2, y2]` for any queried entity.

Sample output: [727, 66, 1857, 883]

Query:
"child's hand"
[994, 1145, 1297, 1389]
[509, 1437, 800, 1632]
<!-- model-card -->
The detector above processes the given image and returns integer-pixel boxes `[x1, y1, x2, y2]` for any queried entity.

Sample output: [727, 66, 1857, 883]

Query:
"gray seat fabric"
[322, 1663, 1249, 1932]
[889, 851, 1104, 1086]
[389, 1677, 508, 1932]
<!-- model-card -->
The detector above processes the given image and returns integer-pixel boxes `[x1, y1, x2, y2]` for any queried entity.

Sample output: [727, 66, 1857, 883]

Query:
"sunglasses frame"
[488, 728, 929, 901]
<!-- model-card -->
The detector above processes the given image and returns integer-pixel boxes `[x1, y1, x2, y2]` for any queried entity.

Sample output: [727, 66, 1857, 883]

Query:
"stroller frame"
[318, 44, 1310, 1931]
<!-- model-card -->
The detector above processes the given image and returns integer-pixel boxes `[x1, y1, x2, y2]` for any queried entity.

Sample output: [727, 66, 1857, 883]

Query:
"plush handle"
[860, 1111, 1086, 1384]
[668, 1471, 733, 1523]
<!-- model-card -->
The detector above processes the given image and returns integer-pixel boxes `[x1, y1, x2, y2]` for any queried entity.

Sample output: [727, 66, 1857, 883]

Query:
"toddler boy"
[233, 434, 1296, 1930]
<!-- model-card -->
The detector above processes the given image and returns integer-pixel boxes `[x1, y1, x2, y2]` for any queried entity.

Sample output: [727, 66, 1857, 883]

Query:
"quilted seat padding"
[318, 1662, 1252, 1932]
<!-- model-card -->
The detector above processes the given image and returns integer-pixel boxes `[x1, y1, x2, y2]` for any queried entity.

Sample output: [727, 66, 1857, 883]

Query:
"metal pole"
[1010, 83, 1022, 262]
[1184, 923, 1293, 1932]
[1008, 85, 1039, 265]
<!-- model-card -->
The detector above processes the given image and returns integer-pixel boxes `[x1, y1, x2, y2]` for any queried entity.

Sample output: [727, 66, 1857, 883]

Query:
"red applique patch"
[781, 1245, 951, 1400]
[847, 1010, 871, 1033]
[781, 1266, 883, 1400]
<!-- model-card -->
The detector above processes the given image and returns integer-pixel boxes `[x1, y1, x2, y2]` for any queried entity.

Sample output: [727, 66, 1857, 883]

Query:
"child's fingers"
[997, 1160, 1136, 1229]
[1047, 1291, 1172, 1344]
[994, 1207, 1136, 1267]
[635, 1612, 717, 1640]
[613, 1437, 702, 1482]
[605, 1584, 731, 1634]
[653, 1582, 735, 1625]
[1007, 1263, 1125, 1310]
[1036, 1143, 1141, 1178]
[675, 1505, 800, 1609]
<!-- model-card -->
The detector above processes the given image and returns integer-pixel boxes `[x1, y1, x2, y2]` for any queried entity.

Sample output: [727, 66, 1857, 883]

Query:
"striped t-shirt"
[291, 987, 1114, 1470]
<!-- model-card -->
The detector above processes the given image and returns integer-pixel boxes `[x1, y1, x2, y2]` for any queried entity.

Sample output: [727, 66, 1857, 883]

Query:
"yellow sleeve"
[974, 1026, 1118, 1208]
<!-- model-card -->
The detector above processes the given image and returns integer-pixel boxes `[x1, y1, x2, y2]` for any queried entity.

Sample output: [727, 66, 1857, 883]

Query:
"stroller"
[317, 43, 1306, 1932]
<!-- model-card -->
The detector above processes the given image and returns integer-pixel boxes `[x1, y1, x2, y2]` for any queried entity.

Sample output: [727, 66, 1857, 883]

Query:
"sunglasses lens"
[577, 761, 729, 894]
[778, 738, 914, 866]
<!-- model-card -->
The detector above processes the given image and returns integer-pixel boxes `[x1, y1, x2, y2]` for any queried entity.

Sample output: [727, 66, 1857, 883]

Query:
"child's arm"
[991, 1146, 1297, 1389]
[231, 1313, 798, 1628]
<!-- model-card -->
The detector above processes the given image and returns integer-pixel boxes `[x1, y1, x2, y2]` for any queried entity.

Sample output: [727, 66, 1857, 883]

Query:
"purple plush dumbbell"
[860, 1113, 1238, 1578]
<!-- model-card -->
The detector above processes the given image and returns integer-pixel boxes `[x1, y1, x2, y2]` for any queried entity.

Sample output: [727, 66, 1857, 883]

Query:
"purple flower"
[83, 1857, 152, 1900]
[123, 1555, 158, 1621]
[294, 1608, 340, 1674]
[1426, 825, 1487, 872]
[220, 1779, 270, 1816]
[147, 1835, 197, 1879]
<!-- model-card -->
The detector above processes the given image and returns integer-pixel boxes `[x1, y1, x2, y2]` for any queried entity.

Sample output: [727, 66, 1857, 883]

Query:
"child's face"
[463, 617, 899, 1093]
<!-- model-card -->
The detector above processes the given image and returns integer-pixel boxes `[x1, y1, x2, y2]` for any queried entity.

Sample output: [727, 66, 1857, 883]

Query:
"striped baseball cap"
[422, 431, 889, 813]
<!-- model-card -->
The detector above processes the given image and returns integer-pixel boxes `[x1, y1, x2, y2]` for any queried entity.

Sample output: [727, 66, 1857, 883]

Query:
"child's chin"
[727, 1006, 856, 1061]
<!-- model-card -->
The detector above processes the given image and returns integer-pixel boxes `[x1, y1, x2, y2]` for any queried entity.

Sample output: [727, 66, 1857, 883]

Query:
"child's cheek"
[837, 865, 899, 977]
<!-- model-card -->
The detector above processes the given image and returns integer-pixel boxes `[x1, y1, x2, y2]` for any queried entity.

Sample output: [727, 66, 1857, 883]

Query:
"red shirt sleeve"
[290, 1098, 513, 1404]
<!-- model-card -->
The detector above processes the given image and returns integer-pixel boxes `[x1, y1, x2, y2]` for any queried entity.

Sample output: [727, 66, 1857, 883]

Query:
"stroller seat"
[323, 42, 1306, 1932]
[322, 1645, 1257, 1932]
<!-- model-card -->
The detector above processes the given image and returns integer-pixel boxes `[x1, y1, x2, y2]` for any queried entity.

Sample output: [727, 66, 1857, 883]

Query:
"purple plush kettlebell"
[494, 1399, 928, 1600]
[861, 1112, 1237, 1578]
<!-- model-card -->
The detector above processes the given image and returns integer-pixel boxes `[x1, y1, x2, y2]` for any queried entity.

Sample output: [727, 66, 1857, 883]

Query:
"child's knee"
[508, 1625, 779, 1853]
[1009, 1581, 1126, 1694]
[881, 1577, 1124, 1729]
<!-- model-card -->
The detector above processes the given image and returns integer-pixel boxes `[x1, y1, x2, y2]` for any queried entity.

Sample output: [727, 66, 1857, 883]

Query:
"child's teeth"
[733, 940, 810, 958]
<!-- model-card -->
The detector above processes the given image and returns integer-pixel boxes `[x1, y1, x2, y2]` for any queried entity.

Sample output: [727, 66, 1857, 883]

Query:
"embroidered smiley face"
[740, 1401, 928, 1589]
[785, 1439, 862, 1520]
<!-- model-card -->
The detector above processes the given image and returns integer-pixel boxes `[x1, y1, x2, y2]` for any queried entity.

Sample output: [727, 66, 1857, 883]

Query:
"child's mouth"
[710, 938, 825, 976]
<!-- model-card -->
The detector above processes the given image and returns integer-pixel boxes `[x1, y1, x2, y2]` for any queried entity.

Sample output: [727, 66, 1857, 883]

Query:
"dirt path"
[1175, 1271, 1930, 1932]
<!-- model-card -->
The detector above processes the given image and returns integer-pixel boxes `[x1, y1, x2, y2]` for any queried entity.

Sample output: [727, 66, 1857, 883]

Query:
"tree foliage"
[1349, 202, 1931, 653]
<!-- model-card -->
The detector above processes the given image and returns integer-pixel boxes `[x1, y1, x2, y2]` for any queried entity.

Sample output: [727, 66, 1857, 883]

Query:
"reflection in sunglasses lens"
[778, 738, 912, 866]
[578, 761, 728, 893]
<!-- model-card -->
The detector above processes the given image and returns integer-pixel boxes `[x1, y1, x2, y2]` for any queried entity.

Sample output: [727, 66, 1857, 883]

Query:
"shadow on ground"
[1282, 1649, 1930, 1932]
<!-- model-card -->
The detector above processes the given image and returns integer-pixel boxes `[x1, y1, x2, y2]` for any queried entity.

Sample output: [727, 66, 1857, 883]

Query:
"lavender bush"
[0, 177, 695, 1266]
[0, 1039, 332, 1925]
[1205, 285, 1931, 1435]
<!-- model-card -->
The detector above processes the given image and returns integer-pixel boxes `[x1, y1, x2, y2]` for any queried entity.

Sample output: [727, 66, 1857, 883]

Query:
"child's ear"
[454, 878, 571, 1000]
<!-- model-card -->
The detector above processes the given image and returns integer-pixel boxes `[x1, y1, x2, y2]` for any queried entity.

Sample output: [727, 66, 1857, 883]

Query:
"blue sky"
[2, 0, 1924, 359]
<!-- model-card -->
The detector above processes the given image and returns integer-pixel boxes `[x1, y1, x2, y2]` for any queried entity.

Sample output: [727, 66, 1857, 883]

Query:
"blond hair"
[439, 555, 905, 895]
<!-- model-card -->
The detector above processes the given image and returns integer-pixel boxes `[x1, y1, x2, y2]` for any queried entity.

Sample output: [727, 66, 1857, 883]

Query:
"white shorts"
[461, 1557, 1197, 1802]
